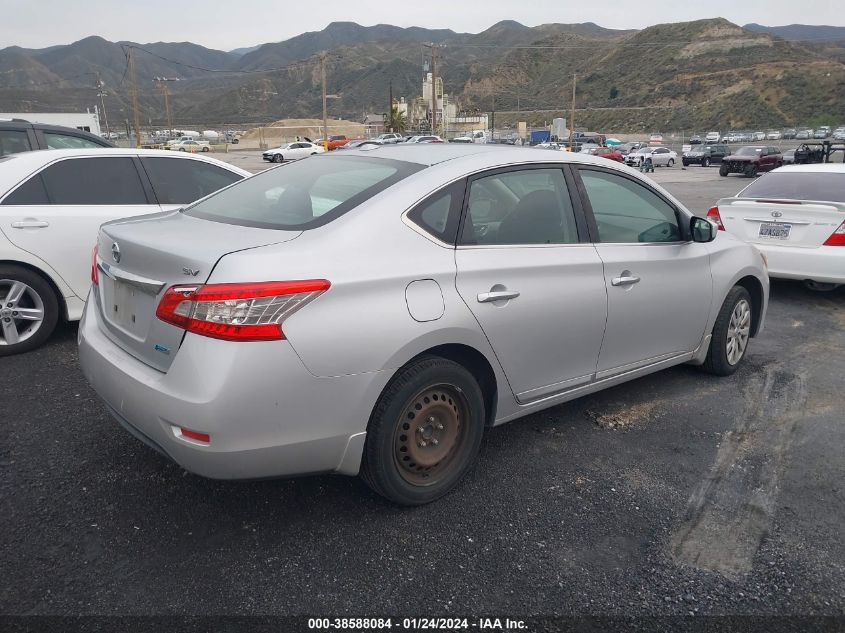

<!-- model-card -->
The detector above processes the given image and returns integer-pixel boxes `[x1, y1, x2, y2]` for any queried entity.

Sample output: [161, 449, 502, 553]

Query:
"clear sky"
[1, 0, 843, 50]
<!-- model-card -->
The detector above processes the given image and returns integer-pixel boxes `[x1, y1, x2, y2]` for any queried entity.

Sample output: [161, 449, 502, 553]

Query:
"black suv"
[0, 119, 113, 157]
[682, 144, 730, 167]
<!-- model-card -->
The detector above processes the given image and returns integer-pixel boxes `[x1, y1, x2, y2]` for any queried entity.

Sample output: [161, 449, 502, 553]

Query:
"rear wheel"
[719, 164, 729, 177]
[701, 286, 753, 376]
[361, 356, 485, 505]
[667, 158, 675, 167]
[0, 265, 59, 357]
[702, 157, 710, 168]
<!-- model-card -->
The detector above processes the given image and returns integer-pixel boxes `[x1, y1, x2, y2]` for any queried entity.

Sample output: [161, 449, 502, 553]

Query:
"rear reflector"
[179, 428, 210, 443]
[706, 206, 725, 230]
[91, 245, 99, 286]
[823, 221, 845, 246]
[156, 280, 331, 341]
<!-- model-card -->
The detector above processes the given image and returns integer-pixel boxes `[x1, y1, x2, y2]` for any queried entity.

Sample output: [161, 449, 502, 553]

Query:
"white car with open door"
[708, 164, 845, 291]
[0, 149, 249, 355]
[262, 142, 325, 163]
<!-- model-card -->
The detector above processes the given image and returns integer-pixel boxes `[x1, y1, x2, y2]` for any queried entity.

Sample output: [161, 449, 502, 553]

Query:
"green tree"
[384, 105, 407, 133]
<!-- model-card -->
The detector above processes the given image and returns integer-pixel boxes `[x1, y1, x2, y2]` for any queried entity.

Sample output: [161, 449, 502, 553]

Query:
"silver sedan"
[79, 145, 769, 505]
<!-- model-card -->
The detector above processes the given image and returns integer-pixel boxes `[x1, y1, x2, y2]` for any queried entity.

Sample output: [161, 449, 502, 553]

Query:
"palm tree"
[384, 105, 407, 134]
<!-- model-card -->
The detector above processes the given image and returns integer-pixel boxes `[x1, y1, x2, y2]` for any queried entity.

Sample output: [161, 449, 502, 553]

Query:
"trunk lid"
[94, 210, 300, 371]
[717, 198, 845, 248]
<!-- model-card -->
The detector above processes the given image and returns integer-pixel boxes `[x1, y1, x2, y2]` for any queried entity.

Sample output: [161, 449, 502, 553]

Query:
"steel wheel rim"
[393, 385, 469, 486]
[726, 299, 751, 365]
[0, 279, 45, 346]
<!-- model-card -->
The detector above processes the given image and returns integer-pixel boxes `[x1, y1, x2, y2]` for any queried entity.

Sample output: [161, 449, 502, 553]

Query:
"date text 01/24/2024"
[307, 618, 528, 630]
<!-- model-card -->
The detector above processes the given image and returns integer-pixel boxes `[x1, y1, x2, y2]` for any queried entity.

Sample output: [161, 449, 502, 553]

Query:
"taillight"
[155, 280, 330, 342]
[91, 245, 99, 286]
[707, 206, 725, 230]
[823, 221, 845, 246]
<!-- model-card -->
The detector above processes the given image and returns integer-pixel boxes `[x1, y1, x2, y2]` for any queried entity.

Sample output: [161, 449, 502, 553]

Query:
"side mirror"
[691, 216, 717, 243]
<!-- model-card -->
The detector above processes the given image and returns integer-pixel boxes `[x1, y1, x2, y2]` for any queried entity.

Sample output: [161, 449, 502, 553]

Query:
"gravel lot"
[1, 156, 843, 619]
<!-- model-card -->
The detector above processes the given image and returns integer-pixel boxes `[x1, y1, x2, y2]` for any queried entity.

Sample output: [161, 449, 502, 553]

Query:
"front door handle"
[611, 274, 641, 287]
[477, 290, 520, 303]
[11, 220, 49, 229]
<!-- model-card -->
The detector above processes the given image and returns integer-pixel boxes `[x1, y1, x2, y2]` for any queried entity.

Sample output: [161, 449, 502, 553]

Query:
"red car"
[592, 147, 625, 163]
[315, 135, 350, 150]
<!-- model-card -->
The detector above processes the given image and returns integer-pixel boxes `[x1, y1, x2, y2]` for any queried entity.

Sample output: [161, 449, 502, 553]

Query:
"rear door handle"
[477, 290, 520, 303]
[611, 275, 641, 287]
[11, 220, 49, 229]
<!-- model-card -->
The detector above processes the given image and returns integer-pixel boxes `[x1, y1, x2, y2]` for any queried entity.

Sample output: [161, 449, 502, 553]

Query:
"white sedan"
[262, 142, 325, 163]
[0, 149, 250, 355]
[709, 164, 845, 291]
[625, 146, 677, 167]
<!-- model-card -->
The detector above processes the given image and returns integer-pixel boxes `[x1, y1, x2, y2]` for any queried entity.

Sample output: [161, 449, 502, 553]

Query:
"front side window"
[141, 157, 242, 205]
[0, 130, 32, 156]
[460, 168, 579, 246]
[43, 132, 104, 150]
[40, 157, 148, 205]
[186, 155, 423, 230]
[579, 169, 682, 243]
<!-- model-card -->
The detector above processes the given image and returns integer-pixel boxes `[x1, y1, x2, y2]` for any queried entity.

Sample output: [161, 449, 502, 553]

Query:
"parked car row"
[692, 127, 845, 144]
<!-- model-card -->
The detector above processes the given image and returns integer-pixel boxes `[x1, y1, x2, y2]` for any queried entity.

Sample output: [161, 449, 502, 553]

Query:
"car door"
[652, 148, 669, 166]
[0, 156, 157, 299]
[454, 166, 608, 403]
[574, 166, 712, 377]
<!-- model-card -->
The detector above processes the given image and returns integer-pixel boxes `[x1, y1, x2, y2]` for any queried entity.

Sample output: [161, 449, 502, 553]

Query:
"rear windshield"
[740, 171, 845, 203]
[185, 155, 423, 230]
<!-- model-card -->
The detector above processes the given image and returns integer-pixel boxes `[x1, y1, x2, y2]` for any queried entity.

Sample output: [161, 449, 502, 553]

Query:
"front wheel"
[0, 265, 59, 356]
[272, 154, 283, 163]
[667, 158, 675, 167]
[745, 164, 759, 178]
[361, 356, 485, 505]
[702, 157, 710, 168]
[701, 286, 753, 376]
[719, 164, 729, 177]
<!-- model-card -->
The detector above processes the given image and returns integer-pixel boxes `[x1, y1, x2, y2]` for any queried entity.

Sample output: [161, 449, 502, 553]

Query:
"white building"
[0, 110, 102, 136]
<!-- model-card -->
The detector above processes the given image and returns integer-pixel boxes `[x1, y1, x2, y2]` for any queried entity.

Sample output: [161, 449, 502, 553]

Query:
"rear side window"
[0, 130, 32, 157]
[186, 155, 423, 230]
[2, 174, 49, 205]
[579, 169, 681, 243]
[41, 157, 148, 205]
[141, 157, 242, 204]
[740, 172, 845, 203]
[460, 168, 579, 246]
[407, 181, 464, 244]
[43, 132, 105, 150]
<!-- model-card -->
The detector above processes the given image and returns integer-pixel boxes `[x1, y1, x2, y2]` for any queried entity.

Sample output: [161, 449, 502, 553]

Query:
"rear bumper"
[78, 299, 378, 479]
[755, 243, 845, 284]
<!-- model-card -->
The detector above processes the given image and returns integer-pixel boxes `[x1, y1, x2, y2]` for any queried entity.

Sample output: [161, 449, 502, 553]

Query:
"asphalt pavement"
[1, 162, 843, 620]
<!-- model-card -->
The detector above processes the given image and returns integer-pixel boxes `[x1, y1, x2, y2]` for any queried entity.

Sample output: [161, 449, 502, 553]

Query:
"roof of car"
[774, 163, 845, 174]
[0, 148, 251, 182]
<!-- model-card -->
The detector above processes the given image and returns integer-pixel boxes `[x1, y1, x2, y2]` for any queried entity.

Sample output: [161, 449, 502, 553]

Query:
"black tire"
[178, 148, 186, 152]
[682, 160, 689, 167]
[702, 157, 710, 168]
[745, 164, 758, 178]
[667, 158, 675, 167]
[719, 164, 729, 177]
[701, 286, 753, 376]
[0, 265, 59, 357]
[272, 154, 283, 163]
[201, 147, 209, 152]
[360, 356, 485, 505]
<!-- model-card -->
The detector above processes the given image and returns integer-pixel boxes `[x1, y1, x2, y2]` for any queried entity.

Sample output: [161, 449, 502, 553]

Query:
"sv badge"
[182, 267, 200, 276]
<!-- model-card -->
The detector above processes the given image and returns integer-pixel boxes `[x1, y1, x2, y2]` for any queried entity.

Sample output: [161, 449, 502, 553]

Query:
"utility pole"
[388, 79, 393, 133]
[568, 73, 577, 150]
[490, 94, 495, 139]
[430, 44, 437, 136]
[127, 46, 142, 147]
[156, 79, 174, 138]
[95, 73, 110, 137]
[321, 53, 328, 151]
